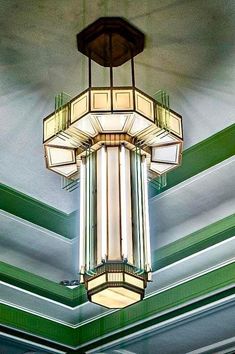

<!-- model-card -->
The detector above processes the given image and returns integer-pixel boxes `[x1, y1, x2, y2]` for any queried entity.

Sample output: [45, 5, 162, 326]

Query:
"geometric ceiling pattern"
[1, 0, 235, 353]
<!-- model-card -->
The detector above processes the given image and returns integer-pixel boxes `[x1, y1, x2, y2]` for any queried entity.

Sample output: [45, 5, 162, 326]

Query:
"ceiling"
[0, 1, 235, 353]
[0, 0, 235, 212]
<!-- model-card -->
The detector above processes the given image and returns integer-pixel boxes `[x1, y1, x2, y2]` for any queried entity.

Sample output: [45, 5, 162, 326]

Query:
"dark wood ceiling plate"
[77, 17, 145, 67]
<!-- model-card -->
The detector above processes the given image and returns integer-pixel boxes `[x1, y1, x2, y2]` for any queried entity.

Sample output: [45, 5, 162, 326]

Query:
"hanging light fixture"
[43, 17, 183, 308]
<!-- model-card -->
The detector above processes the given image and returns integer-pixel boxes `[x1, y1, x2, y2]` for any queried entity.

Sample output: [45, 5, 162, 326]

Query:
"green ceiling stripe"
[1, 213, 234, 307]
[153, 213, 235, 270]
[0, 124, 234, 237]
[150, 123, 235, 196]
[0, 261, 87, 307]
[0, 184, 78, 239]
[1, 263, 234, 348]
[80, 288, 234, 353]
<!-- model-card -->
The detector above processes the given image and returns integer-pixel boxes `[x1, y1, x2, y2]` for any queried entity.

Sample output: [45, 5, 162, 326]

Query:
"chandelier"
[43, 18, 183, 308]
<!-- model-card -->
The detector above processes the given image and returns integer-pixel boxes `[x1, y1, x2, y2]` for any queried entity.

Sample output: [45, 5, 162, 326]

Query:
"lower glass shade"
[91, 287, 142, 308]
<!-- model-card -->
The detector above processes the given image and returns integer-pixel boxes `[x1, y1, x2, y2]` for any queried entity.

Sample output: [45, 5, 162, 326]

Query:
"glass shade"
[91, 287, 141, 308]
[152, 143, 181, 164]
[51, 164, 78, 177]
[150, 162, 177, 175]
[45, 146, 76, 167]
[135, 91, 154, 121]
[91, 90, 111, 111]
[113, 89, 133, 110]
[71, 92, 89, 123]
[95, 114, 129, 132]
[71, 115, 97, 137]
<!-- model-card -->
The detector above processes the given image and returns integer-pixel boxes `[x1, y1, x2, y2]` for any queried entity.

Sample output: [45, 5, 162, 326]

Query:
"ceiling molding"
[1, 213, 234, 307]
[1, 262, 234, 349]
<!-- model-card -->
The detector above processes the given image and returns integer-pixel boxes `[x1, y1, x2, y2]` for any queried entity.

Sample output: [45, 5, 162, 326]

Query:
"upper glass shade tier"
[43, 87, 183, 179]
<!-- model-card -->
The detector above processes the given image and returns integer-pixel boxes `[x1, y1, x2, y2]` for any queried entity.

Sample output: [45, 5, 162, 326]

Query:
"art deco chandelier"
[43, 18, 183, 308]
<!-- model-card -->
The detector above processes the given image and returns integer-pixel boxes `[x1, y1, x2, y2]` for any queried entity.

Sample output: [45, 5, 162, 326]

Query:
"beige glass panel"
[71, 92, 89, 123]
[46, 147, 75, 166]
[95, 114, 128, 132]
[141, 157, 151, 272]
[107, 147, 121, 260]
[91, 287, 140, 308]
[79, 159, 86, 276]
[129, 114, 152, 136]
[168, 113, 183, 138]
[51, 164, 77, 177]
[150, 162, 175, 175]
[113, 90, 133, 110]
[96, 147, 107, 264]
[72, 115, 97, 137]
[135, 91, 154, 120]
[120, 147, 133, 263]
[107, 273, 124, 282]
[125, 274, 144, 289]
[148, 132, 179, 146]
[91, 90, 111, 111]
[87, 274, 106, 290]
[44, 115, 55, 141]
[46, 136, 76, 148]
[152, 144, 180, 164]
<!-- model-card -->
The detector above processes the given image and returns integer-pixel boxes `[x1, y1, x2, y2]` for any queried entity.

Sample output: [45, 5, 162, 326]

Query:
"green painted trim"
[150, 123, 235, 196]
[1, 124, 234, 236]
[1, 263, 234, 348]
[152, 213, 235, 270]
[0, 262, 87, 307]
[1, 213, 234, 307]
[0, 184, 78, 238]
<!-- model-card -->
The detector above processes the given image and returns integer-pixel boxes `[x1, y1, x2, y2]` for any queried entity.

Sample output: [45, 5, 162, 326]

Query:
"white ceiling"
[0, 0, 235, 212]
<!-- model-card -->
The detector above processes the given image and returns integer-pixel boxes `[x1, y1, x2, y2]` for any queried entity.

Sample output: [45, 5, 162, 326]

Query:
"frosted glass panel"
[71, 92, 89, 123]
[135, 91, 154, 120]
[150, 162, 175, 174]
[129, 115, 152, 135]
[72, 115, 97, 136]
[91, 90, 111, 111]
[148, 132, 179, 146]
[169, 113, 183, 137]
[46, 147, 75, 166]
[96, 114, 128, 132]
[44, 115, 55, 141]
[152, 144, 180, 164]
[113, 89, 133, 110]
[91, 287, 141, 308]
[51, 164, 77, 177]
[107, 147, 121, 260]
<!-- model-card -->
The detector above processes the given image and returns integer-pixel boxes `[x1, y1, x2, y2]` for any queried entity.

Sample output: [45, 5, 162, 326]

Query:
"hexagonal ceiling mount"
[77, 17, 145, 67]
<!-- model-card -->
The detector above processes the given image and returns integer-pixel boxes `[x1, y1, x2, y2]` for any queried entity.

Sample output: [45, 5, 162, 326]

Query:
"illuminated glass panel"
[168, 112, 183, 138]
[91, 287, 141, 308]
[152, 144, 180, 164]
[107, 273, 124, 282]
[71, 92, 89, 123]
[46, 147, 75, 166]
[107, 147, 121, 260]
[150, 162, 176, 175]
[135, 91, 154, 121]
[72, 115, 97, 136]
[113, 89, 133, 110]
[51, 164, 77, 177]
[91, 90, 111, 111]
[129, 114, 152, 136]
[44, 115, 55, 141]
[95, 114, 129, 133]
[125, 274, 144, 289]
[87, 274, 106, 290]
